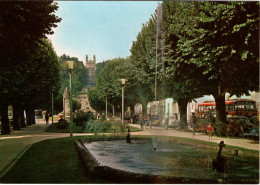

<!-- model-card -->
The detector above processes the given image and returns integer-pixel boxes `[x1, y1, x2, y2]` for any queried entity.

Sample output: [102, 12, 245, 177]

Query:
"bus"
[198, 99, 258, 118]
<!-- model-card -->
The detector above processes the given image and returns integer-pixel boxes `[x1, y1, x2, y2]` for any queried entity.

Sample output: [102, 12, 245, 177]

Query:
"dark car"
[227, 116, 254, 136]
[244, 127, 259, 140]
[249, 116, 259, 126]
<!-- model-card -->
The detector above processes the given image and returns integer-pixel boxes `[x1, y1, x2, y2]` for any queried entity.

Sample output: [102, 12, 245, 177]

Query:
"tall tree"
[130, 16, 157, 114]
[162, 2, 208, 125]
[94, 58, 140, 118]
[0, 1, 61, 134]
[185, 2, 259, 134]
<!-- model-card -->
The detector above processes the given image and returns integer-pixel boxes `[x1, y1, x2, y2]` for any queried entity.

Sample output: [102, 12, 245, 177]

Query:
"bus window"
[235, 101, 257, 111]
[226, 104, 234, 111]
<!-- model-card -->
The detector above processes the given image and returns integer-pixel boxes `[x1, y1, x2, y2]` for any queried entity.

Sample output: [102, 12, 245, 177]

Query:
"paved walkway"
[130, 124, 259, 151]
[0, 120, 259, 174]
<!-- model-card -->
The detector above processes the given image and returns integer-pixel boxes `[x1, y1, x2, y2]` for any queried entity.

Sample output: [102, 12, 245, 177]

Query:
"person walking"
[191, 112, 197, 136]
[45, 110, 49, 125]
[207, 123, 213, 140]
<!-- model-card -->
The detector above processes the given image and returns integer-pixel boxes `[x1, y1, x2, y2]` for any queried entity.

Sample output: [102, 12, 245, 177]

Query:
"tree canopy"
[0, 1, 61, 134]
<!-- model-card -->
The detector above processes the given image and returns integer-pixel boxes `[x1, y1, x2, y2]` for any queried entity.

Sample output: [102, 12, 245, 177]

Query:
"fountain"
[75, 136, 258, 184]
[152, 136, 158, 150]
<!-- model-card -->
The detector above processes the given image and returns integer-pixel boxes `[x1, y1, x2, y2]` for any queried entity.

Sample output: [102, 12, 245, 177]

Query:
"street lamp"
[67, 61, 74, 137]
[52, 92, 54, 124]
[119, 79, 126, 126]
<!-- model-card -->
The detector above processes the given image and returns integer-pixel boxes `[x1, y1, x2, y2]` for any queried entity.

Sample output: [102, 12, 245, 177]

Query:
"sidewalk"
[0, 121, 259, 174]
[130, 124, 260, 151]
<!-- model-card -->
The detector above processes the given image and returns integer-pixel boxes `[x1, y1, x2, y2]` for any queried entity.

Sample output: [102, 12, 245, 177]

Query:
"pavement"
[0, 120, 259, 176]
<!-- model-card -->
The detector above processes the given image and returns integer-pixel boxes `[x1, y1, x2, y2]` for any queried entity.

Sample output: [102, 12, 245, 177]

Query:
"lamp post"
[67, 61, 74, 137]
[119, 79, 126, 126]
[106, 98, 107, 119]
[52, 93, 54, 124]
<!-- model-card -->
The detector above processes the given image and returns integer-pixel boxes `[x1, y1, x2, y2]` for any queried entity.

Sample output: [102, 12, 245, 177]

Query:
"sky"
[48, 1, 159, 63]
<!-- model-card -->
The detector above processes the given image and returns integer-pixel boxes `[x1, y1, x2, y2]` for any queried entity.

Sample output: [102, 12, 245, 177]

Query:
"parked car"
[249, 116, 259, 126]
[244, 127, 259, 140]
[227, 116, 254, 136]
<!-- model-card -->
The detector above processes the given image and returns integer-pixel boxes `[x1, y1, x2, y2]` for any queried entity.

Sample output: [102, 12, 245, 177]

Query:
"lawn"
[0, 136, 111, 183]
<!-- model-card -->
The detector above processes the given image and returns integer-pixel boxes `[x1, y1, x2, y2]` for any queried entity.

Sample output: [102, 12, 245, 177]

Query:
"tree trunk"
[0, 101, 10, 135]
[18, 104, 26, 128]
[129, 104, 135, 124]
[178, 98, 189, 128]
[214, 94, 228, 136]
[25, 104, 32, 126]
[31, 107, 36, 124]
[12, 104, 21, 130]
[141, 102, 148, 130]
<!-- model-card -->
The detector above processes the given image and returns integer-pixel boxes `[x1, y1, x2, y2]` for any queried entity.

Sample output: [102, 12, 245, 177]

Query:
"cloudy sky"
[48, 1, 159, 63]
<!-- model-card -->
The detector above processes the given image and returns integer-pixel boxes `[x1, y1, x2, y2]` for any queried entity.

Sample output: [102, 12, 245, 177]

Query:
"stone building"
[85, 54, 96, 89]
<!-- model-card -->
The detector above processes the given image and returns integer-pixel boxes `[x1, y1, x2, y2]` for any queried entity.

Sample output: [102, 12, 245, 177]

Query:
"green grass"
[45, 122, 84, 133]
[0, 136, 111, 183]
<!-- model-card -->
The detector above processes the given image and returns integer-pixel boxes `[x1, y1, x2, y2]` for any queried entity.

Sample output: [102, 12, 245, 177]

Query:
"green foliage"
[95, 58, 140, 110]
[130, 16, 157, 106]
[88, 88, 106, 112]
[72, 98, 81, 112]
[84, 120, 112, 134]
[57, 118, 68, 129]
[0, 1, 61, 134]
[95, 61, 106, 78]
[59, 55, 87, 95]
[75, 111, 95, 126]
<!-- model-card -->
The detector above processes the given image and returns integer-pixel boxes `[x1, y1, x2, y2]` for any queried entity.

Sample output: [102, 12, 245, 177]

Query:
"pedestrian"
[58, 114, 63, 120]
[191, 112, 197, 136]
[45, 110, 49, 125]
[207, 123, 213, 140]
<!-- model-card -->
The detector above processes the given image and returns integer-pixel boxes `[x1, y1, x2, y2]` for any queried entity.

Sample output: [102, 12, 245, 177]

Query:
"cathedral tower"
[85, 54, 96, 89]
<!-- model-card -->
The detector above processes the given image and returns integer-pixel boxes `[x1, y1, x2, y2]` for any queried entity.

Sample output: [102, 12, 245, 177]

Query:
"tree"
[130, 16, 158, 115]
[162, 2, 208, 125]
[59, 55, 87, 95]
[88, 88, 106, 113]
[93, 58, 140, 119]
[185, 2, 259, 134]
[0, 1, 61, 134]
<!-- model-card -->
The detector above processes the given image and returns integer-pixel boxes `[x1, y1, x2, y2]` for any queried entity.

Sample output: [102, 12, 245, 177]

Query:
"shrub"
[75, 111, 95, 126]
[84, 120, 112, 134]
[86, 111, 95, 120]
[57, 118, 68, 129]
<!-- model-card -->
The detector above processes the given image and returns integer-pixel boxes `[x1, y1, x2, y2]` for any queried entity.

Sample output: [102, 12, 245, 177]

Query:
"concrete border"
[74, 137, 218, 184]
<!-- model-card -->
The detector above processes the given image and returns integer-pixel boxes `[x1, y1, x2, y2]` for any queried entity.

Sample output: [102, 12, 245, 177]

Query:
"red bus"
[198, 99, 257, 117]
